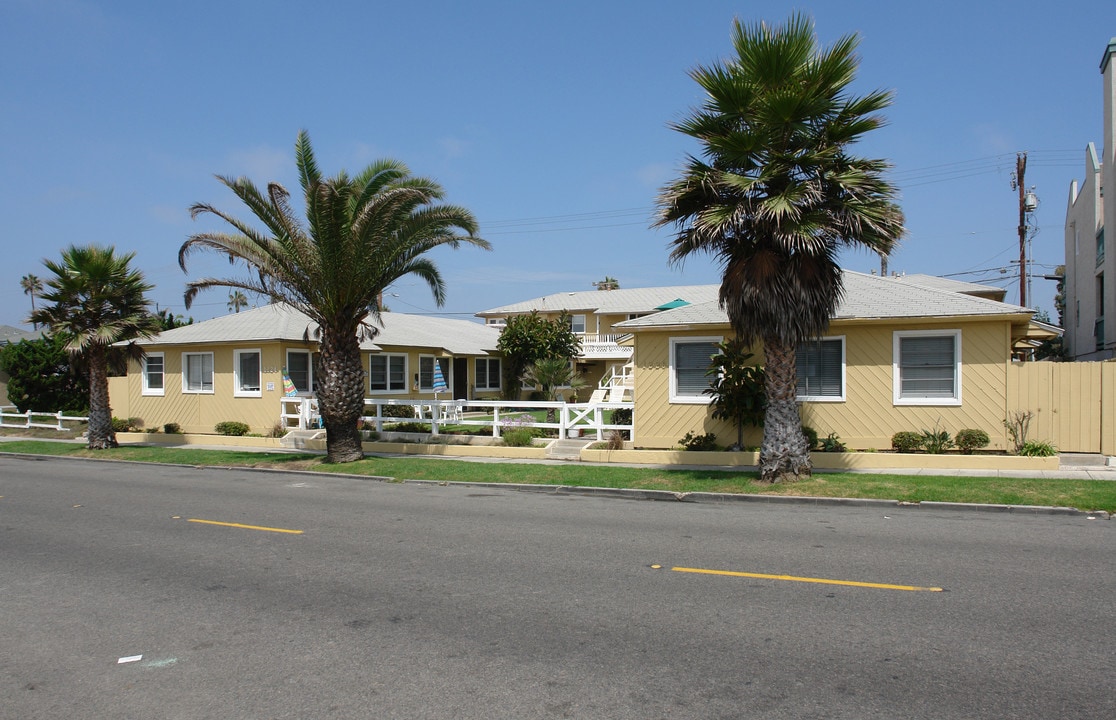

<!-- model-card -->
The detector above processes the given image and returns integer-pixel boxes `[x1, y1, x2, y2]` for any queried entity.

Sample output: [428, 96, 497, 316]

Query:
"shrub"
[955, 428, 990, 454]
[1004, 411, 1033, 454]
[818, 432, 846, 452]
[502, 428, 536, 447]
[384, 421, 429, 433]
[1019, 440, 1057, 457]
[606, 430, 625, 450]
[164, 422, 182, 434]
[802, 425, 819, 450]
[268, 422, 285, 438]
[214, 421, 250, 436]
[891, 431, 923, 453]
[380, 404, 416, 419]
[920, 427, 954, 454]
[610, 407, 632, 426]
[679, 432, 718, 451]
[111, 416, 141, 432]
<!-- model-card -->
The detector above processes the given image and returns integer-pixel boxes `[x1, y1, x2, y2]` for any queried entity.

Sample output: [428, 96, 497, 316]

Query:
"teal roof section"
[655, 298, 691, 310]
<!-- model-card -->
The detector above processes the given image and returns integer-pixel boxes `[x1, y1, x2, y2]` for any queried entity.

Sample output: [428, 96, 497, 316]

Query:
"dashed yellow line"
[187, 518, 303, 535]
[670, 565, 943, 592]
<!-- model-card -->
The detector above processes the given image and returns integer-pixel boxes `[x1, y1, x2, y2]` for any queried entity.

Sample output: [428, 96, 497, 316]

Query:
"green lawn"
[2, 439, 1114, 512]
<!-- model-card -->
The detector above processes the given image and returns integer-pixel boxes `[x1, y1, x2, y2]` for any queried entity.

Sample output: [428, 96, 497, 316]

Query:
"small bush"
[610, 407, 633, 426]
[606, 430, 625, 450]
[1019, 440, 1057, 457]
[679, 432, 718, 451]
[111, 416, 141, 432]
[921, 427, 954, 454]
[802, 426, 818, 451]
[892, 431, 924, 453]
[955, 428, 990, 454]
[144, 427, 161, 434]
[502, 428, 536, 447]
[214, 421, 250, 436]
[380, 404, 416, 419]
[384, 421, 429, 433]
[818, 432, 846, 452]
[268, 422, 285, 438]
[163, 422, 182, 434]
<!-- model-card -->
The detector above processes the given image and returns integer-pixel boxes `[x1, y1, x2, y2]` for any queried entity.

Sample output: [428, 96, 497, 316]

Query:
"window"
[669, 337, 720, 403]
[370, 354, 407, 392]
[475, 357, 501, 391]
[893, 331, 961, 405]
[419, 356, 450, 391]
[570, 314, 586, 334]
[142, 353, 164, 396]
[796, 337, 844, 401]
[234, 349, 261, 397]
[182, 352, 214, 393]
[1097, 228, 1105, 268]
[286, 350, 313, 394]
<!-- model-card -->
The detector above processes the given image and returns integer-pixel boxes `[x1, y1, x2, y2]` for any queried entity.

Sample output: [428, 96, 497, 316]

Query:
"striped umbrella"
[432, 360, 448, 397]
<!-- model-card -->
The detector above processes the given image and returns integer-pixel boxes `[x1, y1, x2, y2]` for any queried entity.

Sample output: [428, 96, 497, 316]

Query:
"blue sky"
[2, 0, 1113, 328]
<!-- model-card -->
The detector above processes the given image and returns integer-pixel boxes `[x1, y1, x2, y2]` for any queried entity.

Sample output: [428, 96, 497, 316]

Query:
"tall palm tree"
[181, 130, 490, 462]
[227, 290, 249, 313]
[29, 245, 161, 449]
[20, 273, 43, 326]
[655, 15, 904, 482]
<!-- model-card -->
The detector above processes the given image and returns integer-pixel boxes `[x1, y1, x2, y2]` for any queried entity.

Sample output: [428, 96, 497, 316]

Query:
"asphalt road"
[2, 455, 1113, 719]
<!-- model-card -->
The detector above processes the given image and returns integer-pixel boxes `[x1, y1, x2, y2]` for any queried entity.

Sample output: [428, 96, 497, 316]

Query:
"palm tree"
[227, 290, 249, 313]
[29, 245, 161, 449]
[181, 130, 490, 462]
[522, 357, 588, 421]
[21, 273, 43, 326]
[592, 276, 619, 291]
[655, 15, 904, 482]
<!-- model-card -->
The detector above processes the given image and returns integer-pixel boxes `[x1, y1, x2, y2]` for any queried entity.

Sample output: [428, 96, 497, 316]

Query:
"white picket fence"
[0, 406, 88, 431]
[280, 397, 634, 442]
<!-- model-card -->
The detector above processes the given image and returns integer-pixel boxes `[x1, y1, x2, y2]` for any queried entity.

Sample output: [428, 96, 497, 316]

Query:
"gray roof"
[892, 273, 1006, 300]
[136, 304, 500, 355]
[615, 270, 1032, 330]
[0, 325, 44, 345]
[476, 284, 720, 317]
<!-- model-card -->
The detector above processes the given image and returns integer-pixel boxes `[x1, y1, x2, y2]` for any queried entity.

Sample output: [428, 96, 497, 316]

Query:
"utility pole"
[1011, 152, 1028, 307]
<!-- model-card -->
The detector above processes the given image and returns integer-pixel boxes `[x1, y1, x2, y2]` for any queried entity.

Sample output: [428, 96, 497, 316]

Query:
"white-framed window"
[182, 352, 214, 394]
[893, 330, 961, 406]
[475, 357, 501, 391]
[142, 353, 164, 396]
[286, 350, 314, 394]
[570, 314, 586, 334]
[669, 336, 720, 404]
[233, 349, 262, 397]
[369, 353, 407, 393]
[418, 356, 451, 391]
[796, 337, 845, 402]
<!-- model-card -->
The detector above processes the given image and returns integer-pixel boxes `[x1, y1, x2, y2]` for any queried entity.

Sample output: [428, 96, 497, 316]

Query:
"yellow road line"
[187, 518, 303, 535]
[671, 566, 942, 592]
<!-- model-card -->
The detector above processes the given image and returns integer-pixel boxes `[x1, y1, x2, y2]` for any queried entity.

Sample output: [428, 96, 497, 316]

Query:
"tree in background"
[227, 290, 249, 313]
[155, 307, 194, 331]
[495, 311, 580, 400]
[522, 357, 588, 421]
[29, 245, 161, 449]
[592, 276, 619, 291]
[0, 335, 90, 414]
[20, 274, 43, 327]
[704, 339, 766, 450]
[181, 130, 489, 462]
[655, 15, 904, 482]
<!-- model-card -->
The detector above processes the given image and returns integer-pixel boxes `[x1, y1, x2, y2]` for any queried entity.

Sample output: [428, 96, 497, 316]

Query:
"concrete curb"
[1, 451, 1110, 519]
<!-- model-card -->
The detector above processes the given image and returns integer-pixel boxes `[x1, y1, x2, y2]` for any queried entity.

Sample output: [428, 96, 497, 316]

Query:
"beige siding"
[1006, 360, 1116, 453]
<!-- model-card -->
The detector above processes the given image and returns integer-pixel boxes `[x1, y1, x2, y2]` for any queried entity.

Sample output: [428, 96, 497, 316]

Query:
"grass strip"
[2, 440, 1113, 512]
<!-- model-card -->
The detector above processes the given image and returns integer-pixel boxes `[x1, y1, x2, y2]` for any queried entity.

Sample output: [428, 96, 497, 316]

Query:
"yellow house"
[476, 284, 719, 398]
[108, 304, 502, 435]
[612, 271, 1052, 451]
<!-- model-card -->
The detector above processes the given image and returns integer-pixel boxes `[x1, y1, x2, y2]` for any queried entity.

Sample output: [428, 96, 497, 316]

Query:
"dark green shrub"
[891, 431, 923, 453]
[818, 432, 846, 452]
[610, 407, 632, 426]
[1019, 440, 1057, 457]
[111, 416, 141, 432]
[214, 421, 249, 436]
[164, 422, 182, 434]
[380, 404, 416, 419]
[679, 432, 718, 451]
[502, 428, 536, 447]
[802, 425, 819, 450]
[955, 428, 990, 454]
[384, 421, 429, 433]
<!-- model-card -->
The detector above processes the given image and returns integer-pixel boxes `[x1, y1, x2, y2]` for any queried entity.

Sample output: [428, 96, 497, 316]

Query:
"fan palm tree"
[181, 130, 490, 462]
[227, 290, 249, 313]
[655, 15, 904, 482]
[20, 273, 43, 326]
[28, 245, 161, 449]
[522, 357, 587, 421]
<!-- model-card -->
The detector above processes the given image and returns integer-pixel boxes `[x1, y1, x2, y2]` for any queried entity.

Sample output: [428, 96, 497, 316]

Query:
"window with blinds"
[796, 338, 843, 400]
[370, 354, 407, 392]
[182, 352, 214, 393]
[895, 332, 960, 403]
[670, 338, 719, 403]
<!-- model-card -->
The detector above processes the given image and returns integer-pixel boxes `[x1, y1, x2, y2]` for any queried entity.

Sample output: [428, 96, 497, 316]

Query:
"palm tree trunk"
[317, 326, 365, 463]
[759, 336, 810, 482]
[86, 344, 118, 450]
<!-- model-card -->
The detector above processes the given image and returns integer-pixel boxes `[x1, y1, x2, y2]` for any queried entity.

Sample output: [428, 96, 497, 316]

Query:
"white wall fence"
[0, 406, 87, 431]
[281, 397, 634, 442]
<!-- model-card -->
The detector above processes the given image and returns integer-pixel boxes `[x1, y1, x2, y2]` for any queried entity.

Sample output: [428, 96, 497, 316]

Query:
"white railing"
[280, 397, 634, 442]
[0, 406, 88, 431]
[577, 333, 634, 359]
[599, 363, 634, 390]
